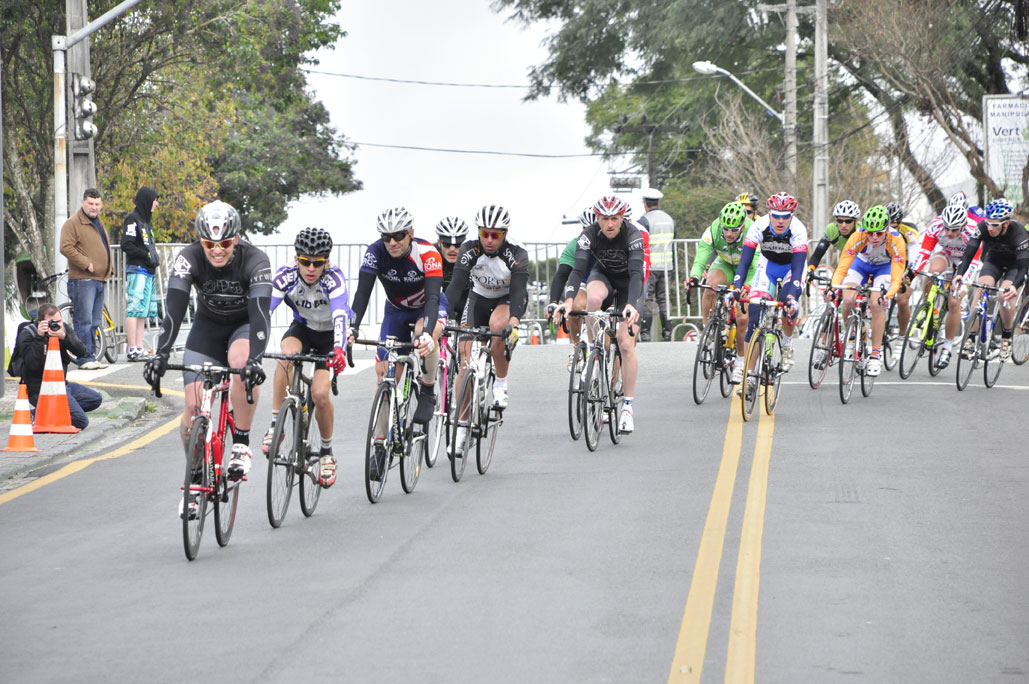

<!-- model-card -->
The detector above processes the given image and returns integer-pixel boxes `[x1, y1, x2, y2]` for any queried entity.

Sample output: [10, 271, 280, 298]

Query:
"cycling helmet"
[736, 192, 758, 210]
[862, 205, 890, 233]
[294, 227, 332, 257]
[593, 195, 630, 217]
[984, 199, 1014, 221]
[195, 200, 241, 241]
[474, 204, 511, 230]
[719, 201, 748, 230]
[375, 207, 414, 234]
[435, 216, 469, 241]
[940, 205, 967, 230]
[832, 200, 861, 220]
[767, 192, 798, 213]
[948, 191, 969, 212]
[884, 201, 904, 223]
[577, 207, 596, 227]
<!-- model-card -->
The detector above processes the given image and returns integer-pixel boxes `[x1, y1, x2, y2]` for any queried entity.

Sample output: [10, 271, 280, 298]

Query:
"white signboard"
[983, 94, 1029, 206]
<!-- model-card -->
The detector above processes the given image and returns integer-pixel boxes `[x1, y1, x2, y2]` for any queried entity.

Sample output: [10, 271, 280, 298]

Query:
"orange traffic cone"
[555, 324, 570, 344]
[3, 383, 40, 452]
[33, 336, 80, 434]
[531, 327, 540, 345]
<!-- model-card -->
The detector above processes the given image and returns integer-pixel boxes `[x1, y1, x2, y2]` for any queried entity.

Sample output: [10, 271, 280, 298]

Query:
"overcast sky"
[264, 1, 635, 247]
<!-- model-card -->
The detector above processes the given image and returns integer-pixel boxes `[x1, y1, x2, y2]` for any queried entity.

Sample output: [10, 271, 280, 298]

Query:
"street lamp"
[692, 60, 795, 179]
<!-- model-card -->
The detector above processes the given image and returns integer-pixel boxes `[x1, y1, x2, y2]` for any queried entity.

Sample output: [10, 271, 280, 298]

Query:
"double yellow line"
[667, 398, 776, 684]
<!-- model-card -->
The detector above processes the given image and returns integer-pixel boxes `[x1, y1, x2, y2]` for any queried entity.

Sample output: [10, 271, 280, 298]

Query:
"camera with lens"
[47, 320, 61, 332]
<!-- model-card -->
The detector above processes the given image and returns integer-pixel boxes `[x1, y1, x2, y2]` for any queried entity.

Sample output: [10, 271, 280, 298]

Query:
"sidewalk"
[0, 363, 167, 491]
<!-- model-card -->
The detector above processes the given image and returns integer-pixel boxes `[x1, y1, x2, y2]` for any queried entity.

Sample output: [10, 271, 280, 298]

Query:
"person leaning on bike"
[264, 227, 352, 488]
[143, 200, 272, 484]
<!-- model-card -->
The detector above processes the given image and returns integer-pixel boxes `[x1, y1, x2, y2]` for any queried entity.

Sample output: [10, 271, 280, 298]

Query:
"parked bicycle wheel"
[266, 400, 297, 528]
[807, 306, 836, 389]
[567, 341, 587, 439]
[839, 317, 860, 404]
[898, 298, 930, 379]
[741, 334, 762, 422]
[692, 320, 718, 405]
[213, 427, 239, 548]
[608, 341, 624, 445]
[451, 371, 475, 483]
[183, 416, 210, 561]
[365, 382, 392, 502]
[59, 302, 106, 363]
[299, 402, 322, 516]
[1011, 297, 1029, 366]
[955, 327, 979, 391]
[763, 333, 783, 415]
[582, 351, 604, 451]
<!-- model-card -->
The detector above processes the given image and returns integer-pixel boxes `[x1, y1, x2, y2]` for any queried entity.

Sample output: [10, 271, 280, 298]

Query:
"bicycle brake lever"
[153, 378, 162, 399]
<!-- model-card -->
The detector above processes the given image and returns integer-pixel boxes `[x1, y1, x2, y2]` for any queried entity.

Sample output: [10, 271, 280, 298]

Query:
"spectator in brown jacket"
[59, 187, 113, 370]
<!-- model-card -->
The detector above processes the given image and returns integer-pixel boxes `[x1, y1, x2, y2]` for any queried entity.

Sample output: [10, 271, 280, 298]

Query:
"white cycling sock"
[493, 376, 508, 390]
[782, 335, 794, 347]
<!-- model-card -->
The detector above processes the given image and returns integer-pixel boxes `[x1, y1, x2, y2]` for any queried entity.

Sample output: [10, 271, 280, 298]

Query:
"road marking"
[668, 400, 744, 683]
[725, 408, 775, 683]
[781, 380, 1029, 389]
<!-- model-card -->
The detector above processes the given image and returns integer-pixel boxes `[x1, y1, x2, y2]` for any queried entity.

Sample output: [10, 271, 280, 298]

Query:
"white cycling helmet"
[435, 216, 468, 241]
[940, 204, 967, 230]
[948, 191, 969, 213]
[195, 200, 241, 241]
[577, 207, 595, 228]
[832, 200, 861, 220]
[375, 207, 414, 234]
[474, 205, 511, 230]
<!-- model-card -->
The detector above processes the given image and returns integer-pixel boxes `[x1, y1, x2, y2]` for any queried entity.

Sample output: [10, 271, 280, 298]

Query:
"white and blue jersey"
[270, 264, 353, 349]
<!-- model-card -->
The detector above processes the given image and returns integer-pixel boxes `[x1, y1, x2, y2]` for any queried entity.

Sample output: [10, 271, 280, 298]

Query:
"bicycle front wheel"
[450, 371, 475, 483]
[692, 319, 718, 405]
[955, 326, 979, 391]
[266, 399, 297, 528]
[400, 386, 422, 493]
[860, 322, 876, 398]
[582, 352, 604, 451]
[983, 326, 1003, 388]
[839, 317, 859, 404]
[182, 416, 210, 561]
[741, 333, 762, 422]
[719, 322, 737, 398]
[1011, 297, 1029, 366]
[477, 405, 499, 475]
[881, 297, 899, 372]
[567, 341, 587, 440]
[807, 306, 835, 389]
[898, 297, 930, 379]
[365, 382, 392, 502]
[764, 333, 783, 415]
[299, 402, 322, 516]
[425, 360, 446, 468]
[608, 341, 624, 444]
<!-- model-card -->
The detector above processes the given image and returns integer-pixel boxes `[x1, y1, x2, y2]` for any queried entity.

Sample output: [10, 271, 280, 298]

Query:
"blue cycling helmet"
[984, 199, 1014, 221]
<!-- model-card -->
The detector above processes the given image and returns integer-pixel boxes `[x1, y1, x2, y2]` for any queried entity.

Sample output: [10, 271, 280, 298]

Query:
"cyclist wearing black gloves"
[144, 200, 272, 481]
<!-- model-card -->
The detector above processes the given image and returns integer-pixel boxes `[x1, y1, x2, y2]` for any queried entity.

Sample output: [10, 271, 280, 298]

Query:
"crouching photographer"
[11, 303, 102, 429]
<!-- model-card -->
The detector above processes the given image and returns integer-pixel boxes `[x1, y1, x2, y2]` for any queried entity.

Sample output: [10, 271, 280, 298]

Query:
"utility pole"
[1, 25, 5, 398]
[811, 0, 828, 242]
[66, 0, 97, 222]
[612, 116, 690, 188]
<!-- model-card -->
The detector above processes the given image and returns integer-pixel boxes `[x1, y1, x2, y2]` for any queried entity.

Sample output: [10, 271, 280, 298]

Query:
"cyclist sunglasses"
[201, 238, 234, 250]
[479, 229, 506, 241]
[381, 230, 408, 243]
[297, 256, 328, 268]
[835, 218, 855, 225]
[440, 238, 464, 248]
[769, 211, 792, 220]
[986, 221, 1006, 229]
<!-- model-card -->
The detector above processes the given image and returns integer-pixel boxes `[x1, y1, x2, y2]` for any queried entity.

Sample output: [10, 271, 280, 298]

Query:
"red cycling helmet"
[767, 192, 798, 213]
[593, 195, 630, 217]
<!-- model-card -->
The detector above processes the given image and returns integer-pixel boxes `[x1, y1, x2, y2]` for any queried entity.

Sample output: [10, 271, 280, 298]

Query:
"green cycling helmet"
[720, 201, 748, 230]
[862, 205, 890, 233]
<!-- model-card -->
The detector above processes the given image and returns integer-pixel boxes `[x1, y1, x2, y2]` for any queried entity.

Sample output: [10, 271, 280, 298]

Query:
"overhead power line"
[351, 141, 604, 158]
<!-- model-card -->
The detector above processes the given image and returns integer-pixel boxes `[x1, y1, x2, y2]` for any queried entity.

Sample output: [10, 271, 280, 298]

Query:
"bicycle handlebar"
[565, 309, 637, 337]
[152, 363, 252, 402]
[262, 352, 341, 396]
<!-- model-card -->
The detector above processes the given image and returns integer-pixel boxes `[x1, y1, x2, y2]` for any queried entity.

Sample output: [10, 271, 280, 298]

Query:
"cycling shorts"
[182, 315, 250, 386]
[465, 291, 512, 329]
[979, 256, 1019, 285]
[749, 258, 794, 301]
[282, 321, 333, 370]
[707, 259, 755, 287]
[842, 259, 892, 293]
[378, 296, 448, 361]
[586, 270, 633, 310]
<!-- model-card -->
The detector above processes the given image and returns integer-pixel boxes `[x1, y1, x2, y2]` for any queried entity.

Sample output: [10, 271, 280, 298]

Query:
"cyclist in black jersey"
[954, 199, 1028, 360]
[144, 200, 271, 483]
[557, 195, 644, 434]
[435, 216, 468, 290]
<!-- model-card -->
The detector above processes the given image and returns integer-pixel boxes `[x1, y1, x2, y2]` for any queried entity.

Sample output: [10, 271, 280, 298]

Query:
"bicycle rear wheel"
[182, 416, 209, 561]
[425, 360, 446, 468]
[692, 320, 718, 405]
[807, 307, 835, 389]
[741, 334, 762, 422]
[764, 333, 783, 415]
[860, 322, 875, 398]
[608, 341, 623, 444]
[450, 372, 474, 483]
[955, 327, 979, 391]
[266, 400, 297, 528]
[983, 326, 1003, 388]
[1011, 298, 1029, 366]
[839, 317, 859, 404]
[881, 297, 899, 372]
[400, 387, 422, 493]
[567, 341, 587, 440]
[582, 352, 604, 451]
[299, 401, 322, 516]
[898, 298, 930, 379]
[365, 382, 392, 502]
[719, 322, 737, 398]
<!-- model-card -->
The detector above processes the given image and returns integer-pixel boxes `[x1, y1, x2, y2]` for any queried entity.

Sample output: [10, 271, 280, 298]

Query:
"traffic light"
[71, 73, 97, 141]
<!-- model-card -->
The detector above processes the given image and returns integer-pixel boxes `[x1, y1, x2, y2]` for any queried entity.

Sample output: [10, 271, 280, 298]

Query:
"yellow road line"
[668, 400, 745, 683]
[725, 408, 775, 683]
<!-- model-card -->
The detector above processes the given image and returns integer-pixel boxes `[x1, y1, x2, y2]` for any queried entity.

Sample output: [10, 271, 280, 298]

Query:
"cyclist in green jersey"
[807, 199, 861, 277]
[547, 208, 593, 347]
[685, 201, 757, 382]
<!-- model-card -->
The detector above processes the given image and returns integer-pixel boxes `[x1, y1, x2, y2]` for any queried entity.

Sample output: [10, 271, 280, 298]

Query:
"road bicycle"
[34, 270, 119, 363]
[425, 329, 458, 468]
[568, 309, 632, 451]
[739, 297, 787, 422]
[955, 282, 1009, 391]
[262, 352, 341, 528]
[1009, 292, 1029, 366]
[690, 283, 739, 405]
[353, 336, 427, 502]
[566, 325, 589, 441]
[151, 362, 256, 561]
[898, 268, 952, 379]
[446, 325, 508, 481]
[806, 274, 844, 390]
[833, 284, 882, 404]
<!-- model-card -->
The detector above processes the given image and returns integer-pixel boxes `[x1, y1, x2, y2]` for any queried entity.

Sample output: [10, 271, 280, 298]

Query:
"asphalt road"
[1, 340, 1026, 684]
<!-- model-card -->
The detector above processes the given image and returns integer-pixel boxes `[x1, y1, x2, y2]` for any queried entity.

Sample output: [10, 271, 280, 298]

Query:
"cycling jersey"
[832, 229, 907, 297]
[440, 255, 456, 291]
[913, 215, 982, 273]
[894, 222, 920, 265]
[351, 237, 444, 329]
[690, 218, 754, 278]
[734, 215, 808, 300]
[563, 220, 647, 307]
[157, 241, 272, 359]
[808, 221, 860, 268]
[445, 237, 530, 319]
[269, 265, 353, 349]
[957, 220, 1029, 287]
